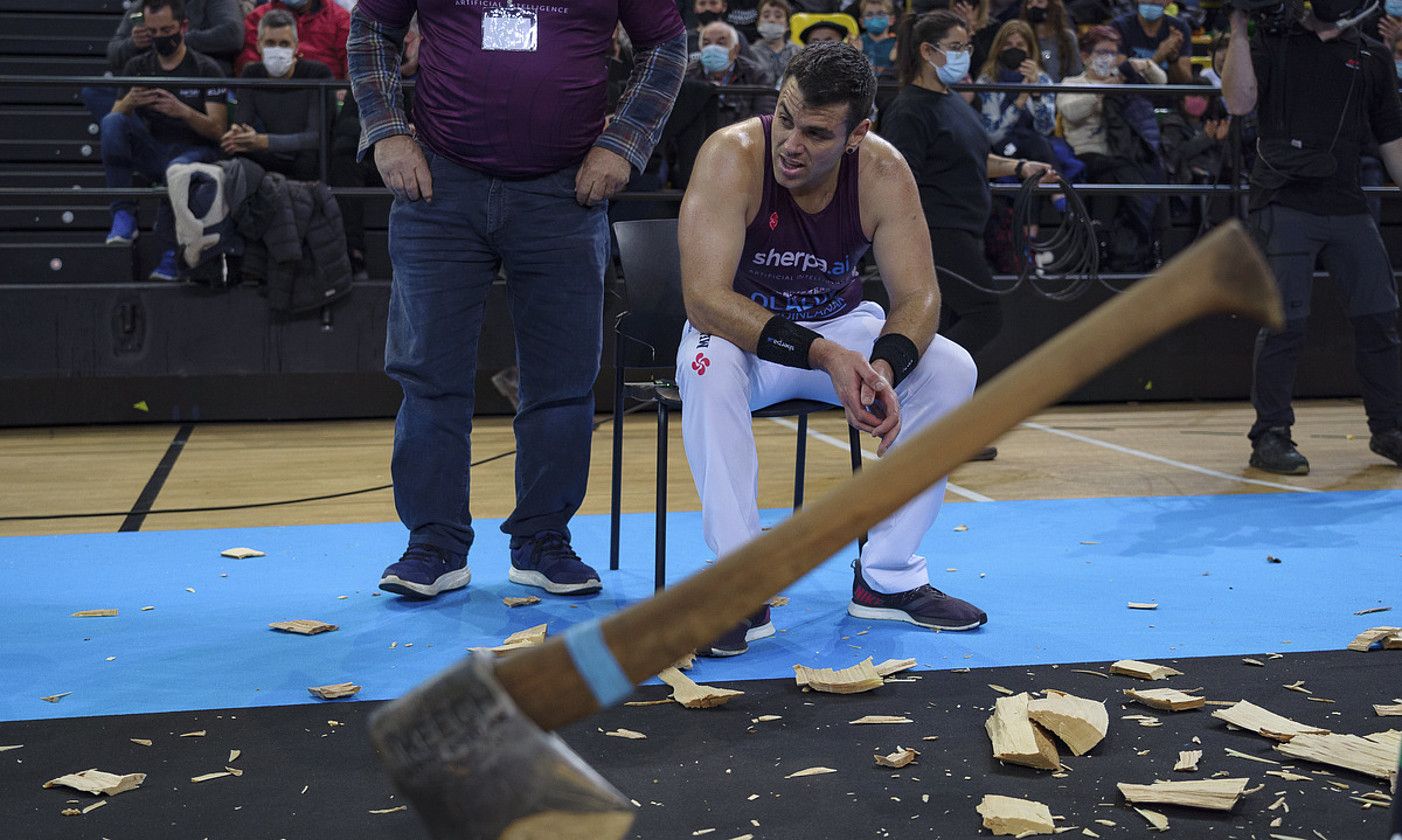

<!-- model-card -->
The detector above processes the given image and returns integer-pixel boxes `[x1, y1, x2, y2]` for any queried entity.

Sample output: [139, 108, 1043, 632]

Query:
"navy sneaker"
[105, 209, 138, 245]
[508, 530, 601, 595]
[1371, 428, 1402, 466]
[699, 605, 774, 657]
[848, 560, 987, 630]
[379, 543, 471, 598]
[148, 249, 179, 282]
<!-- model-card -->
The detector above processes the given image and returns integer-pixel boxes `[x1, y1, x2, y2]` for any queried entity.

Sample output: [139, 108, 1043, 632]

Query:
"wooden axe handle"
[494, 220, 1281, 732]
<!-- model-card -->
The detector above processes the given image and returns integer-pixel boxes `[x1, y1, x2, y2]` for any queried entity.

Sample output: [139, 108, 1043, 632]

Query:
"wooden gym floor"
[2, 398, 1399, 539]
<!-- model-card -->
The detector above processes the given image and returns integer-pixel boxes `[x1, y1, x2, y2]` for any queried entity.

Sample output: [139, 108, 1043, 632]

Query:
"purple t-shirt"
[357, 0, 683, 177]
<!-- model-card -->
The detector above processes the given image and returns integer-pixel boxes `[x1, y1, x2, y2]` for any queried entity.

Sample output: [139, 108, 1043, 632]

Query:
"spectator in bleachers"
[1111, 0, 1192, 84]
[102, 0, 229, 282]
[751, 0, 803, 78]
[220, 8, 333, 181]
[688, 22, 777, 126]
[693, 0, 728, 50]
[859, 0, 899, 77]
[725, 0, 763, 43]
[795, 13, 859, 45]
[951, 0, 999, 78]
[1020, 0, 1082, 81]
[974, 20, 1057, 152]
[237, 0, 350, 78]
[107, 0, 243, 73]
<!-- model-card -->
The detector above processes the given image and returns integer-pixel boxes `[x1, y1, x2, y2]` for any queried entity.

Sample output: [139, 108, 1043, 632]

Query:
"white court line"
[1022, 422, 1319, 494]
[765, 417, 994, 502]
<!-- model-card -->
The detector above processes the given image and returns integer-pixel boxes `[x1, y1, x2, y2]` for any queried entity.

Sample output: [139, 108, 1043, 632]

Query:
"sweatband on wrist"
[870, 333, 920, 388]
[757, 316, 821, 369]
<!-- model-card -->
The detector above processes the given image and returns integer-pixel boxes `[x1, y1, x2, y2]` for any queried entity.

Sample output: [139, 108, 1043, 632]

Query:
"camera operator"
[1222, 0, 1402, 474]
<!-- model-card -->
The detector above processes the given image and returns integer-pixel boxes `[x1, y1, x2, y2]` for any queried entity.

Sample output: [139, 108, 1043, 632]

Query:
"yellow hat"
[790, 13, 860, 46]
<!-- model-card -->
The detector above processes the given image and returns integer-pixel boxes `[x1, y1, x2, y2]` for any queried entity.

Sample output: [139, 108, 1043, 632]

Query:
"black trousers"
[930, 226, 1003, 357]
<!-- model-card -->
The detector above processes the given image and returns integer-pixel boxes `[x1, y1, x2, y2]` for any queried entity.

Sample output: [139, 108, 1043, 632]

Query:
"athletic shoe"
[848, 560, 987, 630]
[105, 209, 138, 245]
[148, 250, 180, 281]
[378, 543, 471, 598]
[508, 530, 602, 595]
[1249, 426, 1309, 475]
[1371, 428, 1402, 466]
[698, 605, 774, 657]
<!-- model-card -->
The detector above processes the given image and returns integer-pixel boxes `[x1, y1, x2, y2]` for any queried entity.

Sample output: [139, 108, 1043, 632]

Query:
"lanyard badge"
[483, 1, 538, 51]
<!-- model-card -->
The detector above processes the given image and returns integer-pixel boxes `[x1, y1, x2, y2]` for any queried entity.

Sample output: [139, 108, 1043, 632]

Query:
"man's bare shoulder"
[858, 132, 914, 181]
[697, 117, 767, 179]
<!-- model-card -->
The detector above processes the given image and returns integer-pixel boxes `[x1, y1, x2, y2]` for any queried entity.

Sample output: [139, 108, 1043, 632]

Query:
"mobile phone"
[129, 10, 144, 25]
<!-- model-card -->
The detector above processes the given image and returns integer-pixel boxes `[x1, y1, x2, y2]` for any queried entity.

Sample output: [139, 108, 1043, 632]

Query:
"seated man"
[677, 43, 983, 657]
[222, 8, 333, 181]
[107, 0, 243, 72]
[688, 21, 777, 126]
[237, 0, 350, 78]
[102, 0, 228, 282]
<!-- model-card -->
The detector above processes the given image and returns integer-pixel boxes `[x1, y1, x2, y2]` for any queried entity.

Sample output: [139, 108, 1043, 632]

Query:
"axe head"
[369, 653, 635, 840]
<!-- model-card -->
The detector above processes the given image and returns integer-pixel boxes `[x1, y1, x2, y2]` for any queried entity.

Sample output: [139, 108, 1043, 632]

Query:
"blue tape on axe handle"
[562, 619, 634, 708]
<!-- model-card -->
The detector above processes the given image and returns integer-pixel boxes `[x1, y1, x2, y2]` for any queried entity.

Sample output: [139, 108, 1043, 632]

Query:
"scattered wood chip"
[228, 749, 240, 763]
[1127, 602, 1158, 610]
[989, 684, 1015, 695]
[0, 745, 22, 753]
[1274, 732, 1399, 780]
[1175, 750, 1202, 772]
[784, 767, 836, 779]
[1110, 660, 1183, 681]
[874, 746, 920, 768]
[1306, 697, 1336, 704]
[1373, 703, 1402, 716]
[1095, 820, 1117, 826]
[1346, 626, 1401, 652]
[1283, 681, 1313, 695]
[1117, 777, 1251, 812]
[1134, 809, 1169, 831]
[1082, 830, 1100, 838]
[1354, 606, 1392, 616]
[502, 596, 540, 608]
[268, 619, 338, 635]
[953, 524, 969, 532]
[43, 770, 146, 797]
[129, 739, 151, 747]
[975, 794, 1056, 836]
[191, 771, 233, 783]
[41, 692, 71, 703]
[986, 692, 1061, 770]
[81, 800, 106, 814]
[658, 667, 744, 709]
[1070, 669, 1109, 679]
[1212, 701, 1330, 741]
[768, 596, 789, 607]
[672, 653, 696, 671]
[753, 714, 782, 722]
[185, 587, 196, 593]
[873, 658, 917, 678]
[604, 728, 646, 740]
[1027, 690, 1109, 756]
[1224, 747, 1280, 765]
[793, 658, 884, 694]
[850, 715, 914, 725]
[1265, 770, 1312, 781]
[71, 609, 118, 618]
[307, 683, 361, 700]
[369, 805, 409, 814]
[141, 606, 154, 611]
[475, 623, 549, 654]
[60, 808, 81, 816]
[1125, 687, 1206, 712]
[179, 730, 206, 738]
[220, 547, 265, 558]
[623, 699, 672, 707]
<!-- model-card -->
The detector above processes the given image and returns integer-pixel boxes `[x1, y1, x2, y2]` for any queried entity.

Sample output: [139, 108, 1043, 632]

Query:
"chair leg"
[849, 424, 868, 552]
[655, 401, 669, 592]
[610, 363, 625, 572]
[793, 414, 808, 510]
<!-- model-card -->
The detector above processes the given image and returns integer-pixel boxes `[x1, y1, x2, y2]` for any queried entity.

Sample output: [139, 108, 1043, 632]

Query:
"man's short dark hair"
[781, 42, 876, 133]
[259, 8, 299, 38]
[143, 0, 188, 22]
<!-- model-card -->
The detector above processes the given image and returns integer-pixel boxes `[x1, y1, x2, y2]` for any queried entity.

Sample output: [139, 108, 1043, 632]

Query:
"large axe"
[368, 220, 1282, 840]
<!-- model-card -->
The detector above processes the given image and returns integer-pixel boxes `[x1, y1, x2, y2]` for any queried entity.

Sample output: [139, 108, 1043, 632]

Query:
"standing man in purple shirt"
[349, 0, 687, 599]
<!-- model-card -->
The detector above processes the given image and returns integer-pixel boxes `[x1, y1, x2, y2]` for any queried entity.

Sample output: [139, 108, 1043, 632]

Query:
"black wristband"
[1014, 159, 1027, 179]
[757, 316, 822, 369]
[870, 333, 920, 388]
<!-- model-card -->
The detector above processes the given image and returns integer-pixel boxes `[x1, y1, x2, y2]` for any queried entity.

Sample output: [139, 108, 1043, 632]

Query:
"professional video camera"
[1229, 0, 1378, 33]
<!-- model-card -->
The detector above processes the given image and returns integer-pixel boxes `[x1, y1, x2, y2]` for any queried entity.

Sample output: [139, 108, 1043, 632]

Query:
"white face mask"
[262, 45, 295, 77]
[757, 21, 786, 40]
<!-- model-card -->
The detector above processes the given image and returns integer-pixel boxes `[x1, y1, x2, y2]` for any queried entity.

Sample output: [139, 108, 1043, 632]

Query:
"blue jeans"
[386, 146, 608, 557]
[100, 111, 219, 247]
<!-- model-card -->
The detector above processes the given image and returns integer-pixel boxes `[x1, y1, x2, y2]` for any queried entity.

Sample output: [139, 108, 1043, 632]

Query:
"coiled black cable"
[1010, 171, 1101, 301]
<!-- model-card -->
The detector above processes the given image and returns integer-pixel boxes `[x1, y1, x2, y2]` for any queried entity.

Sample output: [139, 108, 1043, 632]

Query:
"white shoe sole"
[847, 602, 984, 631]
[701, 620, 775, 657]
[379, 567, 471, 598]
[508, 567, 601, 595]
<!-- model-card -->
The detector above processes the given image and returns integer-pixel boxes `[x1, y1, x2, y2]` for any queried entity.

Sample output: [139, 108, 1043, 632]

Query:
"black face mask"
[998, 46, 1028, 70]
[695, 10, 723, 25]
[1025, 6, 1048, 22]
[152, 32, 183, 57]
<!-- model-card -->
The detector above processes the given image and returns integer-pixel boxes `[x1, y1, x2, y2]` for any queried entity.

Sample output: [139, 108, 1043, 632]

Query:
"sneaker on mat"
[1371, 428, 1402, 466]
[378, 543, 471, 598]
[1249, 426, 1309, 475]
[698, 605, 774, 657]
[848, 560, 987, 630]
[508, 529, 602, 595]
[105, 209, 138, 245]
[148, 249, 180, 282]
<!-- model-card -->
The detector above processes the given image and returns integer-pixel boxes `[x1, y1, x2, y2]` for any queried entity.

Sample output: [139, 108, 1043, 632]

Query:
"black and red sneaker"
[698, 605, 775, 657]
[848, 560, 987, 630]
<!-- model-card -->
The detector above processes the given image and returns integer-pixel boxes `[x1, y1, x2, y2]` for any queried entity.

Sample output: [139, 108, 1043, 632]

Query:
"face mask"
[700, 43, 732, 73]
[262, 45, 295, 76]
[998, 46, 1028, 70]
[1138, 3, 1164, 20]
[864, 14, 890, 34]
[1091, 53, 1117, 77]
[1025, 5, 1048, 22]
[281, 0, 310, 9]
[757, 21, 786, 39]
[1183, 95, 1208, 117]
[696, 10, 723, 25]
[932, 49, 970, 84]
[1388, 0, 1402, 15]
[152, 31, 182, 57]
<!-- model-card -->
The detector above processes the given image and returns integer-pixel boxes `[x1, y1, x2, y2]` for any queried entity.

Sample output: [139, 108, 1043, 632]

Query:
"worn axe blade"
[369, 653, 634, 840]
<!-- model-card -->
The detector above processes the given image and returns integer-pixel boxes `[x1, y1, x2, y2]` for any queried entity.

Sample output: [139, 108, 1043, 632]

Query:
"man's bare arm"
[1221, 10, 1257, 115]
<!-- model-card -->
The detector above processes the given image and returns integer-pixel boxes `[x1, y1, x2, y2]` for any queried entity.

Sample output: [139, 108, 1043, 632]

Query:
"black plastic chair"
[609, 218, 863, 591]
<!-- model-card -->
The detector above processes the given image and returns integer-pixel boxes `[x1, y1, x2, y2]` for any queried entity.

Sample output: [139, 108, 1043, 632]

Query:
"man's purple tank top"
[732, 114, 871, 322]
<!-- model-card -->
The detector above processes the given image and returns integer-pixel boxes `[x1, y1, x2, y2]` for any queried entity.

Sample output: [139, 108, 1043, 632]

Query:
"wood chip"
[71, 609, 118, 618]
[1353, 606, 1392, 615]
[41, 692, 71, 703]
[1283, 681, 1313, 695]
[1274, 731, 1399, 780]
[308, 682, 361, 700]
[1109, 660, 1183, 681]
[1135, 809, 1169, 831]
[1265, 770, 1313, 781]
[672, 653, 696, 671]
[953, 524, 969, 532]
[1212, 701, 1330, 741]
[1027, 690, 1109, 756]
[1070, 669, 1109, 679]
[43, 770, 146, 797]
[657, 667, 744, 709]
[1125, 687, 1206, 712]
[179, 730, 206, 738]
[475, 623, 548, 654]
[369, 805, 408, 814]
[986, 692, 1061, 770]
[874, 746, 920, 768]
[604, 728, 646, 740]
[1224, 747, 1280, 765]
[975, 794, 1056, 836]
[60, 808, 81, 816]
[220, 547, 265, 558]
[753, 715, 782, 722]
[1127, 602, 1158, 610]
[1373, 703, 1402, 716]
[228, 749, 240, 763]
[793, 658, 884, 694]
[191, 771, 233, 783]
[1174, 750, 1202, 772]
[850, 715, 914, 725]
[784, 766, 837, 778]
[1117, 777, 1251, 811]
[141, 606, 155, 611]
[989, 684, 1015, 695]
[1242, 657, 1266, 667]
[502, 596, 540, 607]
[623, 699, 673, 707]
[873, 658, 917, 677]
[128, 739, 151, 747]
[268, 619, 338, 635]
[1346, 626, 1401, 652]
[81, 800, 106, 814]
[767, 596, 789, 607]
[0, 745, 22, 753]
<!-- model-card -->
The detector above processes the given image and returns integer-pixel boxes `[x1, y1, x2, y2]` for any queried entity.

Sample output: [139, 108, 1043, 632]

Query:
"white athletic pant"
[676, 301, 978, 594]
